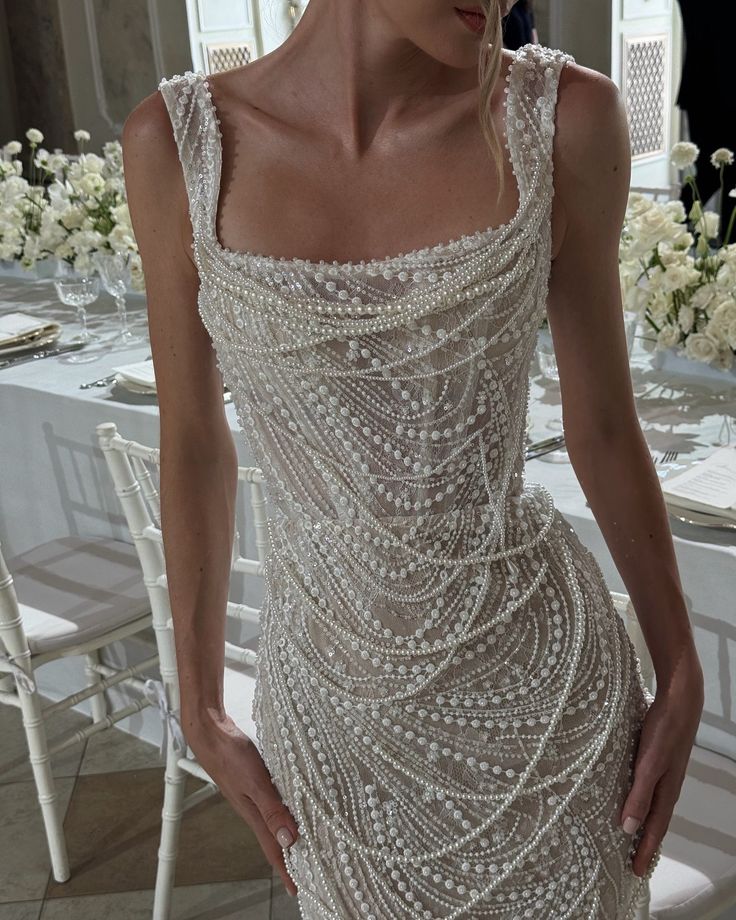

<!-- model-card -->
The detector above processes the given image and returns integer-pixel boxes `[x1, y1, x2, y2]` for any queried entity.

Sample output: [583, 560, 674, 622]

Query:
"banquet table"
[0, 270, 734, 762]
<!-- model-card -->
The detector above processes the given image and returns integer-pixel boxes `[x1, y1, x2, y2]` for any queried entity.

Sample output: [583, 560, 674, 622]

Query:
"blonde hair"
[476, 0, 506, 206]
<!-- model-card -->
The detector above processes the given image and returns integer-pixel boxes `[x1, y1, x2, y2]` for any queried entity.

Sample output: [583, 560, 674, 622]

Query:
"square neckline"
[193, 45, 531, 273]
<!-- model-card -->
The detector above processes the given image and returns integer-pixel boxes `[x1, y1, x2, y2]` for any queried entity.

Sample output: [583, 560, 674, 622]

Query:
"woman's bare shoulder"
[552, 58, 630, 214]
[122, 86, 180, 174]
[548, 58, 630, 258]
[554, 58, 630, 175]
[121, 87, 195, 269]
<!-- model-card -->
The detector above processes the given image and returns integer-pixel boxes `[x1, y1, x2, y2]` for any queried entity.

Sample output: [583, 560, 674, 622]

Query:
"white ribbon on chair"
[143, 677, 187, 757]
[0, 651, 37, 694]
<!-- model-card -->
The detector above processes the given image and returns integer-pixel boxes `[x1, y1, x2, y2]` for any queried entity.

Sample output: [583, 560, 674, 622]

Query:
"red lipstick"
[455, 6, 486, 33]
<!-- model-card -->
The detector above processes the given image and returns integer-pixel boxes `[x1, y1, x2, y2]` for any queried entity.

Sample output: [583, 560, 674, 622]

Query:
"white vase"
[0, 259, 29, 278]
[651, 346, 736, 383]
[33, 257, 59, 279]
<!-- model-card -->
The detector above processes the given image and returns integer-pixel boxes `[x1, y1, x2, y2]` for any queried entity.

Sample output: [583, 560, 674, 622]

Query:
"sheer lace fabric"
[159, 43, 660, 919]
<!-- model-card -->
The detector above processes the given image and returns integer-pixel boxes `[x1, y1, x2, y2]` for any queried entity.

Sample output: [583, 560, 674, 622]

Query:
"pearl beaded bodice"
[159, 43, 659, 920]
[159, 43, 567, 552]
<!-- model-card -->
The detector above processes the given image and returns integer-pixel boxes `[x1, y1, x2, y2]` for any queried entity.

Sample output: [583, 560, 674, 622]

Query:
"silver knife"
[0, 341, 87, 369]
[525, 433, 566, 460]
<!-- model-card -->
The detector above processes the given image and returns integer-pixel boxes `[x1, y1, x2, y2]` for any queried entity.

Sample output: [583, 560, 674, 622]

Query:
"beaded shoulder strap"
[504, 43, 575, 207]
[157, 51, 573, 263]
[158, 71, 220, 246]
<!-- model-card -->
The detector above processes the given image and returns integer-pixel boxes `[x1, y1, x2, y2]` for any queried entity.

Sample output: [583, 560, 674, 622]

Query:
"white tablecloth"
[1, 272, 734, 761]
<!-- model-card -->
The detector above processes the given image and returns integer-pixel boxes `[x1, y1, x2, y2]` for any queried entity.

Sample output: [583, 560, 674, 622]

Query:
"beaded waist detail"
[266, 480, 557, 563]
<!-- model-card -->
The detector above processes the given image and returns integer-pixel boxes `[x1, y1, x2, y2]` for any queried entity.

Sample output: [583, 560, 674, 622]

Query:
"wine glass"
[534, 331, 569, 463]
[92, 250, 145, 346]
[52, 267, 102, 363]
[623, 310, 639, 353]
[710, 408, 734, 447]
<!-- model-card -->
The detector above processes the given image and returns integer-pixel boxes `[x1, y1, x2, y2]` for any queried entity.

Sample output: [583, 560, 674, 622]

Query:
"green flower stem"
[644, 312, 661, 335]
[724, 204, 736, 247]
[683, 173, 709, 240]
[686, 172, 703, 209]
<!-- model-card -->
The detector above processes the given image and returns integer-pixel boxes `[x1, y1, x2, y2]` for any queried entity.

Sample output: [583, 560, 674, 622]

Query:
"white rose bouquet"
[0, 141, 30, 261]
[619, 142, 736, 372]
[0, 128, 145, 291]
[0, 130, 53, 266]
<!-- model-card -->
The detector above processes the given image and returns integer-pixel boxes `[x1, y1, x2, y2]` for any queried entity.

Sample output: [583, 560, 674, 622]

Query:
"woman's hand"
[187, 711, 301, 897]
[619, 649, 704, 878]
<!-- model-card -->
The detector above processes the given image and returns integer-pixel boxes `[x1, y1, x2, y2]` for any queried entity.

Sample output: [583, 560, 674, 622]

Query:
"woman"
[122, 1, 703, 916]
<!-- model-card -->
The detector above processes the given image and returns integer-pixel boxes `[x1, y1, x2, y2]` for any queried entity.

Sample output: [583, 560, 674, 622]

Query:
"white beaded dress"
[158, 42, 660, 920]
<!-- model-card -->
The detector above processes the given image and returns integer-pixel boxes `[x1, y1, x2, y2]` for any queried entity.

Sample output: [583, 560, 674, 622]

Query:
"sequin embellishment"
[158, 42, 660, 919]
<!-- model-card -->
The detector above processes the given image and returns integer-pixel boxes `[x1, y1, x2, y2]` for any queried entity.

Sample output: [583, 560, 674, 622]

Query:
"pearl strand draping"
[158, 42, 660, 919]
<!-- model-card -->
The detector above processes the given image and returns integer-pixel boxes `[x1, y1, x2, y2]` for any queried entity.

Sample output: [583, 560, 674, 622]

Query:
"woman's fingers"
[619, 753, 657, 839]
[240, 757, 300, 895]
[245, 760, 300, 848]
[187, 721, 300, 898]
[239, 796, 299, 896]
[631, 774, 679, 878]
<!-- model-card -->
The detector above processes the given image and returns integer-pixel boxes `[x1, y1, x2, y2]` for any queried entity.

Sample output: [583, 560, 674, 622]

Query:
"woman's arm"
[548, 64, 704, 876]
[122, 94, 235, 742]
[121, 90, 299, 893]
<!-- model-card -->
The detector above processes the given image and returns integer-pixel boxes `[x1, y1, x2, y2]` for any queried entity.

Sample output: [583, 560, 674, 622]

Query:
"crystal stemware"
[92, 250, 145, 346]
[623, 309, 640, 356]
[711, 412, 733, 447]
[52, 267, 102, 363]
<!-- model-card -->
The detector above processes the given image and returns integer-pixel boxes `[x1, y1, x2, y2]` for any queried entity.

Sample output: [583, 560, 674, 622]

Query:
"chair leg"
[152, 750, 187, 920]
[84, 648, 108, 723]
[20, 686, 71, 882]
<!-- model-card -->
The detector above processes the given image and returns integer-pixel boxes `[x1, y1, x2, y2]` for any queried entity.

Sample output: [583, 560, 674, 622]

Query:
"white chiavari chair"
[96, 417, 736, 919]
[610, 592, 736, 919]
[629, 184, 682, 203]
[96, 420, 268, 920]
[0, 533, 156, 883]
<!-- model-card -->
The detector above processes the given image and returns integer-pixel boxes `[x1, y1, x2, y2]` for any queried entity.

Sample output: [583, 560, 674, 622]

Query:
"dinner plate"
[0, 325, 62, 356]
[113, 375, 231, 402]
[113, 375, 156, 394]
[665, 503, 736, 531]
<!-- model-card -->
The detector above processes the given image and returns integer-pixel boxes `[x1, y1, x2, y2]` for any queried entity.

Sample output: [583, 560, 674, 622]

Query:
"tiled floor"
[0, 702, 299, 920]
[3, 701, 736, 920]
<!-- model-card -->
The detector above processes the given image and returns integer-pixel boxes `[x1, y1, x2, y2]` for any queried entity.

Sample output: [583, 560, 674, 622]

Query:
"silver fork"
[584, 449, 681, 506]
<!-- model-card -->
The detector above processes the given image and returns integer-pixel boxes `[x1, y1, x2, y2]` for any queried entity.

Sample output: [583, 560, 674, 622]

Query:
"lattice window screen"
[622, 35, 669, 159]
[206, 41, 253, 73]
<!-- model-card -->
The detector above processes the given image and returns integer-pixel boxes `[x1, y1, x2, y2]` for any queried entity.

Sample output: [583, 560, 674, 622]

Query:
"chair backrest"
[609, 590, 655, 695]
[95, 421, 268, 713]
[0, 539, 36, 694]
[0, 540, 21, 632]
[629, 184, 681, 203]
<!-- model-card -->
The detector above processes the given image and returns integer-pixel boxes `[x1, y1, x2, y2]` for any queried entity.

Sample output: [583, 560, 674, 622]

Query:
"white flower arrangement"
[0, 127, 144, 291]
[618, 143, 736, 372]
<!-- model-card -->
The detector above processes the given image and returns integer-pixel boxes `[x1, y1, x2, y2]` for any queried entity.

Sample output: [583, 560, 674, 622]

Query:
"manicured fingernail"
[276, 827, 294, 848]
[622, 816, 640, 835]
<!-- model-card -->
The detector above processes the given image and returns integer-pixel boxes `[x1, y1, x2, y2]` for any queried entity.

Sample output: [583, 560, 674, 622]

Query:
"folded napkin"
[112, 360, 157, 390]
[661, 446, 736, 523]
[0, 311, 58, 347]
[112, 359, 230, 397]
